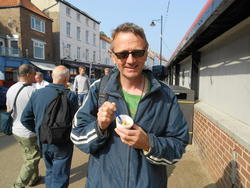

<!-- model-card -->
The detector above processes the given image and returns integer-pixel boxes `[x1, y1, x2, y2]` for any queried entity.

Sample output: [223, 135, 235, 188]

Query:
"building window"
[85, 17, 89, 26]
[31, 17, 45, 33]
[66, 44, 71, 58]
[93, 22, 96, 30]
[8, 39, 19, 56]
[102, 40, 106, 49]
[85, 30, 89, 44]
[32, 39, 45, 59]
[93, 51, 96, 62]
[93, 33, 96, 46]
[66, 22, 71, 37]
[85, 49, 89, 61]
[77, 26, 81, 40]
[77, 47, 80, 59]
[66, 7, 70, 17]
[77, 13, 80, 21]
[0, 39, 5, 55]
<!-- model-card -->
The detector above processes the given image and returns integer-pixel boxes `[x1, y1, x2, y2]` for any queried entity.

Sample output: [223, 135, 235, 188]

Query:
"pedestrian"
[104, 67, 110, 76]
[89, 72, 96, 84]
[21, 65, 78, 188]
[70, 22, 189, 188]
[6, 64, 41, 188]
[73, 66, 89, 106]
[33, 71, 49, 89]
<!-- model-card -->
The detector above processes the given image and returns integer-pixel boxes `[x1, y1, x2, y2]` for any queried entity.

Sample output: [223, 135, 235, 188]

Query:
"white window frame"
[77, 13, 81, 21]
[66, 22, 71, 37]
[66, 44, 71, 58]
[66, 7, 71, 17]
[77, 26, 81, 40]
[85, 49, 89, 61]
[77, 47, 80, 59]
[93, 33, 96, 46]
[93, 51, 96, 62]
[85, 17, 89, 26]
[85, 30, 89, 44]
[31, 16, 45, 33]
[32, 39, 46, 59]
[0, 38, 5, 55]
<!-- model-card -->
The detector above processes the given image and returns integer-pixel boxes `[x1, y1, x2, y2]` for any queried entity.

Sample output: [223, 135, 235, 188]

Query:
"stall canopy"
[30, 61, 56, 71]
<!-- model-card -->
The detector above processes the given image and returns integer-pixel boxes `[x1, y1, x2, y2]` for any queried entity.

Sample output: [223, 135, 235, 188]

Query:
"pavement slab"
[0, 133, 216, 188]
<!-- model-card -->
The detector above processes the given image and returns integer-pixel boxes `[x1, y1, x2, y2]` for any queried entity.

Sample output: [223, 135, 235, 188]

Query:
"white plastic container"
[116, 114, 134, 129]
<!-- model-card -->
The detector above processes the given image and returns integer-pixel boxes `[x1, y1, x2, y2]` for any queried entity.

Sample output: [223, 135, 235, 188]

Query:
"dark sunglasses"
[112, 49, 146, 59]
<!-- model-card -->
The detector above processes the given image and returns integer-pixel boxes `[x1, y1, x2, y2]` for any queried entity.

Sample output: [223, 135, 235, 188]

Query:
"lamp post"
[150, 15, 163, 66]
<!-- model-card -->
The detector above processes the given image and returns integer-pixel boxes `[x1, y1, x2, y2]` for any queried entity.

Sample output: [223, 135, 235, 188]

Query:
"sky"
[67, 0, 208, 60]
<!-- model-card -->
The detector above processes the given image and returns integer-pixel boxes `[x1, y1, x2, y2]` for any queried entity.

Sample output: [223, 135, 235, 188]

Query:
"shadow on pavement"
[167, 164, 176, 177]
[203, 160, 243, 188]
[0, 134, 16, 150]
[70, 162, 88, 184]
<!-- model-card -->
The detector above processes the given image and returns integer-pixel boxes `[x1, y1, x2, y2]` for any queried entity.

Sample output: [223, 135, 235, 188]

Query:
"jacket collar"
[104, 69, 162, 97]
[47, 83, 68, 90]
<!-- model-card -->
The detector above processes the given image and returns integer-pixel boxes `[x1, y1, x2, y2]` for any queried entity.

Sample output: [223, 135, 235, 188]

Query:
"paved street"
[0, 133, 216, 188]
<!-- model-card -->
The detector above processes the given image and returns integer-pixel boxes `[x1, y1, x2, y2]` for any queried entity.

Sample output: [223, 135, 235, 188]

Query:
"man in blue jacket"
[71, 23, 189, 188]
[22, 65, 78, 188]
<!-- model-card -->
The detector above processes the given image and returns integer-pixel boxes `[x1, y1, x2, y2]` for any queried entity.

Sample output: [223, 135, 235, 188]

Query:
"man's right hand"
[97, 102, 116, 130]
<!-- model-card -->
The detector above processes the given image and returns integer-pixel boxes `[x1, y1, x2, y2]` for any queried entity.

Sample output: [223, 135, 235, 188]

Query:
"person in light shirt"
[34, 72, 49, 89]
[6, 64, 40, 188]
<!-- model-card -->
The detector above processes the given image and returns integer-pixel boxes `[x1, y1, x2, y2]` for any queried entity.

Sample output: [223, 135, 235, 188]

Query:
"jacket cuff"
[95, 121, 109, 139]
[142, 134, 153, 156]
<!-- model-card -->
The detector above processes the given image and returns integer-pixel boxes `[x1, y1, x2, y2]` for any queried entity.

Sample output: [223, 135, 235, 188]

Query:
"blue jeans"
[42, 142, 73, 188]
[78, 93, 87, 106]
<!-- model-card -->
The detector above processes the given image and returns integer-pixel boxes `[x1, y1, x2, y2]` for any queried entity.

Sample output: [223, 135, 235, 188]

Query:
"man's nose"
[126, 54, 136, 64]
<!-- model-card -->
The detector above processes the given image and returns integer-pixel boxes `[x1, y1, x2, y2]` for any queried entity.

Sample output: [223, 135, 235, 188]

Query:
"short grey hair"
[18, 64, 35, 77]
[110, 22, 149, 50]
[52, 66, 69, 82]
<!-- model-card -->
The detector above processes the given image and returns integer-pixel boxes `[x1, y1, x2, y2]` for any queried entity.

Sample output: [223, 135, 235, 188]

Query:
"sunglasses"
[112, 49, 146, 59]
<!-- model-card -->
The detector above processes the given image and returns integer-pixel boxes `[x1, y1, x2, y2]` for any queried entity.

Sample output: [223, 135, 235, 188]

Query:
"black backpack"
[97, 73, 111, 108]
[40, 89, 73, 145]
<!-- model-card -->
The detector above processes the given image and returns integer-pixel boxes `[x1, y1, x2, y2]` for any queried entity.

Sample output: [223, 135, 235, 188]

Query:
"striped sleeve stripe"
[71, 133, 98, 145]
[146, 155, 180, 165]
[70, 129, 97, 144]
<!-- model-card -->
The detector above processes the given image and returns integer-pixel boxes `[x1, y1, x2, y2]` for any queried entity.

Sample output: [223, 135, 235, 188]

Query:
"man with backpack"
[21, 65, 78, 188]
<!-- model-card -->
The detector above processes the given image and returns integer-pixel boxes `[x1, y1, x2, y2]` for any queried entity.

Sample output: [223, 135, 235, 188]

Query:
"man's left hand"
[115, 124, 150, 151]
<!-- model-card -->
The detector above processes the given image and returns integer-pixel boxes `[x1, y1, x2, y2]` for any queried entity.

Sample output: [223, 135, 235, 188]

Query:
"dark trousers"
[42, 142, 74, 188]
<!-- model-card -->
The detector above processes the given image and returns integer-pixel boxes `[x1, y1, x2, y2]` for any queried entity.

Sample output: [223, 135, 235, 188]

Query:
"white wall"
[100, 39, 112, 66]
[59, 3, 100, 63]
[179, 56, 192, 89]
[199, 17, 250, 125]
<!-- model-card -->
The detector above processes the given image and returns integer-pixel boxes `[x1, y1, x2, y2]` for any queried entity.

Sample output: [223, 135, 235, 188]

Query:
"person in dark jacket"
[70, 23, 189, 188]
[21, 65, 78, 188]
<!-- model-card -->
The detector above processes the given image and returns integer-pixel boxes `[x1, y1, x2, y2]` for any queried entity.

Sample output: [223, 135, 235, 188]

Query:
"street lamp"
[150, 15, 163, 66]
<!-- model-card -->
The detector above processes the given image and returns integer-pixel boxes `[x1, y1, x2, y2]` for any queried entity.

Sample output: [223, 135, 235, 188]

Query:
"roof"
[0, 0, 51, 20]
[169, 0, 250, 66]
[100, 35, 111, 43]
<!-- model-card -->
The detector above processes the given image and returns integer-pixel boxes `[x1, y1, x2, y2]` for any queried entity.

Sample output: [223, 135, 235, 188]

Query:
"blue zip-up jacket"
[71, 70, 189, 188]
[21, 84, 78, 146]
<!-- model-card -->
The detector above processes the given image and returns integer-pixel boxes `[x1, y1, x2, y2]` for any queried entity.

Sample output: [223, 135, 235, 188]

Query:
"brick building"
[167, 0, 250, 187]
[0, 0, 54, 86]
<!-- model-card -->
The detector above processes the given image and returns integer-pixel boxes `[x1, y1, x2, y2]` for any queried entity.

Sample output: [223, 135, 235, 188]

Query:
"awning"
[30, 61, 56, 71]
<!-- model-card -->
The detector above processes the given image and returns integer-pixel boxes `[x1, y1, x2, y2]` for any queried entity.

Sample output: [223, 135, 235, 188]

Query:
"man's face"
[29, 70, 36, 84]
[79, 68, 85, 75]
[111, 32, 147, 80]
[35, 75, 42, 83]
